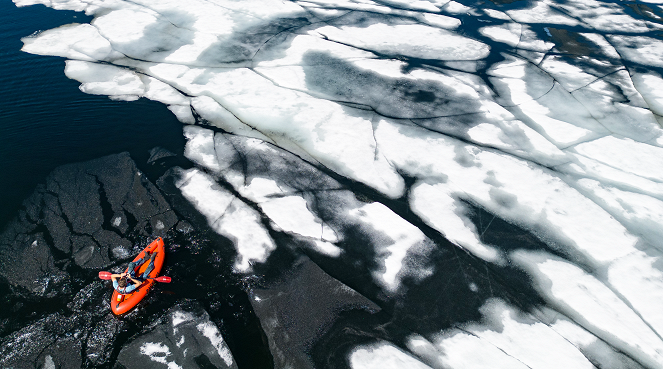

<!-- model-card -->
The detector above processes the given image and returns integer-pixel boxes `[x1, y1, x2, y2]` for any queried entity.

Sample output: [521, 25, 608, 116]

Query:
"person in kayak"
[111, 251, 158, 294]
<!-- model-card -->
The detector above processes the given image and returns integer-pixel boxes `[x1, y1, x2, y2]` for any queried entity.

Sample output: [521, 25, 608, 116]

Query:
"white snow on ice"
[140, 342, 182, 369]
[350, 341, 432, 369]
[196, 322, 234, 367]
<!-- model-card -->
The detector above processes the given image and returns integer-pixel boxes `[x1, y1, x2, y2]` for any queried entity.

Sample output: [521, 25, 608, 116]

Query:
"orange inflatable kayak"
[111, 237, 165, 315]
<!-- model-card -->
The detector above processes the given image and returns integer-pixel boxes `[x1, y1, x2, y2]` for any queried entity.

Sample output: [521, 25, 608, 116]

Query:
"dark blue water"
[0, 1, 186, 229]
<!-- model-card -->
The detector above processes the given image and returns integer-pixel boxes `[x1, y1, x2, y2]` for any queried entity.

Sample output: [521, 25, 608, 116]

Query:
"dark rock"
[250, 256, 380, 369]
[48, 165, 104, 235]
[42, 193, 71, 254]
[117, 170, 177, 237]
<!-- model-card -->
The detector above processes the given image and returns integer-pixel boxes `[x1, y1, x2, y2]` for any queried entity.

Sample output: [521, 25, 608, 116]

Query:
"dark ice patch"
[250, 255, 380, 369]
[0, 312, 87, 369]
[322, 11, 412, 29]
[453, 144, 481, 168]
[105, 12, 197, 62]
[407, 89, 437, 102]
[625, 3, 663, 22]
[489, 187, 518, 208]
[197, 16, 311, 65]
[213, 132, 343, 192]
[147, 146, 177, 164]
[0, 232, 70, 298]
[86, 313, 128, 366]
[48, 168, 104, 235]
[115, 301, 238, 369]
[302, 51, 484, 120]
[487, 0, 524, 5]
[461, 200, 593, 269]
[71, 234, 107, 268]
[546, 28, 601, 57]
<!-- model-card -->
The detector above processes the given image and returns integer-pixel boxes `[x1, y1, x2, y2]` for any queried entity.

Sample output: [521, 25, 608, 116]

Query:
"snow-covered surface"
[350, 341, 432, 369]
[13, 0, 663, 366]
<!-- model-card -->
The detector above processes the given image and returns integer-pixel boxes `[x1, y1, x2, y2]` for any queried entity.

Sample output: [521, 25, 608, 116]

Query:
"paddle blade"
[98, 271, 112, 280]
[155, 276, 171, 283]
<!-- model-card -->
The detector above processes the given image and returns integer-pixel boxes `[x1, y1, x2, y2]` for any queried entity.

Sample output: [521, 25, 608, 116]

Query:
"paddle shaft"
[98, 271, 171, 283]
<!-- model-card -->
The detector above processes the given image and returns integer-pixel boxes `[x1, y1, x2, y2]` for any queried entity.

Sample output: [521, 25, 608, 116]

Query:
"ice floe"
[407, 298, 642, 369]
[506, 2, 579, 27]
[116, 304, 237, 368]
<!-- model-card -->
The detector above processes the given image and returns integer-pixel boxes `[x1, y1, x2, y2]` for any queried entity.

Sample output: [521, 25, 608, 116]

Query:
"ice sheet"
[425, 299, 595, 369]
[514, 251, 663, 368]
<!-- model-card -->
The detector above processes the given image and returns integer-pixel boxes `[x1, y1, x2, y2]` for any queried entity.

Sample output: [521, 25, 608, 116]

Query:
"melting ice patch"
[405, 299, 631, 369]
[175, 168, 276, 272]
[112, 306, 237, 368]
[13, 0, 663, 366]
[349, 202, 434, 292]
[313, 23, 489, 60]
[196, 322, 234, 367]
[140, 342, 181, 368]
[514, 251, 663, 367]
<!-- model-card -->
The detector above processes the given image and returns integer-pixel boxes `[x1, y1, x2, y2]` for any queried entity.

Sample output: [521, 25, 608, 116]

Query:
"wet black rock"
[250, 256, 380, 369]
[115, 301, 238, 369]
[0, 287, 127, 368]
